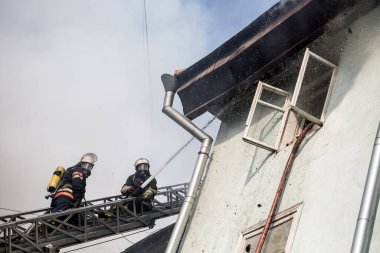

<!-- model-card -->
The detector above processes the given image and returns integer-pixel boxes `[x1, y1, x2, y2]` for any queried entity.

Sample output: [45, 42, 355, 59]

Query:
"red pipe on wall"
[254, 123, 314, 253]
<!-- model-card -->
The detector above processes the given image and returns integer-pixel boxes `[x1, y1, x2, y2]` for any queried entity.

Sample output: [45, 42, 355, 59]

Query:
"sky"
[0, 0, 278, 252]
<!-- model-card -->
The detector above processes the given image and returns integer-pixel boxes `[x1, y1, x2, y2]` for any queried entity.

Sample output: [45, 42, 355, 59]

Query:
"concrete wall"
[180, 6, 380, 253]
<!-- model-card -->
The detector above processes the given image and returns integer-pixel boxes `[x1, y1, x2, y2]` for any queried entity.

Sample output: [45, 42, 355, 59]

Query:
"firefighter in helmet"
[50, 153, 97, 213]
[120, 158, 157, 212]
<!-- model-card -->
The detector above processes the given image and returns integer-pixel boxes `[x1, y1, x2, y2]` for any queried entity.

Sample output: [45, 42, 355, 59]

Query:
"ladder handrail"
[85, 182, 188, 203]
[0, 183, 188, 222]
[0, 207, 51, 221]
[0, 184, 188, 228]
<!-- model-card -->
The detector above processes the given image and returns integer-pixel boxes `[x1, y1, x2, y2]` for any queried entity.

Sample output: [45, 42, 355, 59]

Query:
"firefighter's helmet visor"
[136, 163, 149, 171]
[81, 162, 94, 171]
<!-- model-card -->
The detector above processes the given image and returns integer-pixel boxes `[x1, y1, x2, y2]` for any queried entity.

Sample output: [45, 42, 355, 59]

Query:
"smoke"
[0, 0, 212, 212]
[279, 0, 299, 9]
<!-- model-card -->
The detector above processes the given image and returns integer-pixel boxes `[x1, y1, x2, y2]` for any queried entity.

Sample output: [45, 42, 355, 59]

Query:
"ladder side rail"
[0, 198, 134, 230]
[0, 208, 51, 222]
[0, 198, 138, 251]
[0, 186, 188, 229]
[0, 183, 189, 222]
[0, 184, 189, 251]
[79, 183, 189, 208]
[84, 182, 189, 204]
[0, 194, 185, 251]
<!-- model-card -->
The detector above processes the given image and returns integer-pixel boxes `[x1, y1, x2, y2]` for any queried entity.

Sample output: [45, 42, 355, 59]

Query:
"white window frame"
[243, 81, 290, 152]
[235, 203, 304, 253]
[290, 48, 338, 125]
[243, 49, 337, 151]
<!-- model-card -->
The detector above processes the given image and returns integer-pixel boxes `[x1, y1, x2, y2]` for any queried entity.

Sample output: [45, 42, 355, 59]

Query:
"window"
[243, 81, 290, 151]
[243, 49, 337, 151]
[236, 203, 303, 253]
[291, 48, 337, 125]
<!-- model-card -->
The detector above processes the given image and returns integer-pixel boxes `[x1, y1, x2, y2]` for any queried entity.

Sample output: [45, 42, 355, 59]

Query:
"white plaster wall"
[292, 7, 380, 253]
[180, 7, 380, 253]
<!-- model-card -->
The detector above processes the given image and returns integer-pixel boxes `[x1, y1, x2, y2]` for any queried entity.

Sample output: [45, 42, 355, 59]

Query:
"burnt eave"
[174, 0, 358, 120]
[123, 224, 174, 253]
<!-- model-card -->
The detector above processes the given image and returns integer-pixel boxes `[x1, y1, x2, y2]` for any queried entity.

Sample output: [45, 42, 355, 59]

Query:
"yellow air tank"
[47, 166, 65, 193]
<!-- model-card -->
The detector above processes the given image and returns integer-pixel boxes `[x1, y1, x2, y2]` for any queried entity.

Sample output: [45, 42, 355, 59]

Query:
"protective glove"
[142, 188, 156, 200]
[121, 185, 135, 196]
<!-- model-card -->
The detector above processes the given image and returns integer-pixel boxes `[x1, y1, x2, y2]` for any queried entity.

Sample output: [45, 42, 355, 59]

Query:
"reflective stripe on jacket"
[54, 191, 74, 200]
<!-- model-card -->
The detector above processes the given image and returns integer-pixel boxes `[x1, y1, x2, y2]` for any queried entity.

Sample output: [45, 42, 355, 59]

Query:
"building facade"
[169, 1, 380, 252]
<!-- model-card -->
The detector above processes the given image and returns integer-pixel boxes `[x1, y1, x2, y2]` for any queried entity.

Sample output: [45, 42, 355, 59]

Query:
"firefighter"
[120, 158, 157, 212]
[50, 153, 97, 214]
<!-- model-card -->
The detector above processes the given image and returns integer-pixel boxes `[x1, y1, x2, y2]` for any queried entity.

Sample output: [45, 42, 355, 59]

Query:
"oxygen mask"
[136, 163, 150, 176]
[81, 162, 94, 178]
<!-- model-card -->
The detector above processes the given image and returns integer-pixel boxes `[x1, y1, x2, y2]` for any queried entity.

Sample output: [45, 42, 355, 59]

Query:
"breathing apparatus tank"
[47, 166, 65, 193]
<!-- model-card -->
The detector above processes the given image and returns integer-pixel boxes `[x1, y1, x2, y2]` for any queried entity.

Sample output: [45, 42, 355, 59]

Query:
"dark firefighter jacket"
[123, 171, 157, 197]
[54, 164, 87, 202]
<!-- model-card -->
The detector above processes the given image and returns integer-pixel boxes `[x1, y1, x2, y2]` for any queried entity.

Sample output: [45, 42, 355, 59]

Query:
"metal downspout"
[351, 123, 380, 253]
[161, 74, 213, 253]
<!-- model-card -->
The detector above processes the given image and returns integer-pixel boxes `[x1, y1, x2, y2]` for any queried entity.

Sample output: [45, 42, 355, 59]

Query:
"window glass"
[295, 53, 335, 119]
[243, 49, 336, 151]
[244, 81, 290, 151]
[239, 203, 303, 253]
[260, 89, 287, 108]
[245, 219, 293, 253]
[247, 103, 284, 148]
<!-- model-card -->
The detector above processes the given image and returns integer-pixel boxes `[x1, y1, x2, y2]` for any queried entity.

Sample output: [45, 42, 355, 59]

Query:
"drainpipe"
[351, 123, 380, 253]
[161, 74, 213, 253]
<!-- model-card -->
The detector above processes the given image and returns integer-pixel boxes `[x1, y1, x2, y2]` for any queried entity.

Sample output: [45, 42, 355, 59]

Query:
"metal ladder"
[0, 183, 188, 252]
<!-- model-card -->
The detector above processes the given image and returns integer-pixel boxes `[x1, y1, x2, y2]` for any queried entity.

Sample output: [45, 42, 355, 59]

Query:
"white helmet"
[134, 158, 150, 171]
[80, 153, 98, 164]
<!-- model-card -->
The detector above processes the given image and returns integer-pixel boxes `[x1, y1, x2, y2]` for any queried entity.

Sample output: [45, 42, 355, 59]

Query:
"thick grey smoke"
[0, 0, 278, 251]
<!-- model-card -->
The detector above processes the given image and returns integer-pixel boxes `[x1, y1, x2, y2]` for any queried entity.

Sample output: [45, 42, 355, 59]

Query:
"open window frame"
[243, 81, 291, 152]
[243, 49, 337, 151]
[290, 48, 338, 125]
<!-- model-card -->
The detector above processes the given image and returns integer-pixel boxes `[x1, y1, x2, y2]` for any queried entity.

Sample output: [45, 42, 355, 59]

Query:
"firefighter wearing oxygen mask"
[50, 153, 97, 213]
[120, 158, 157, 212]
